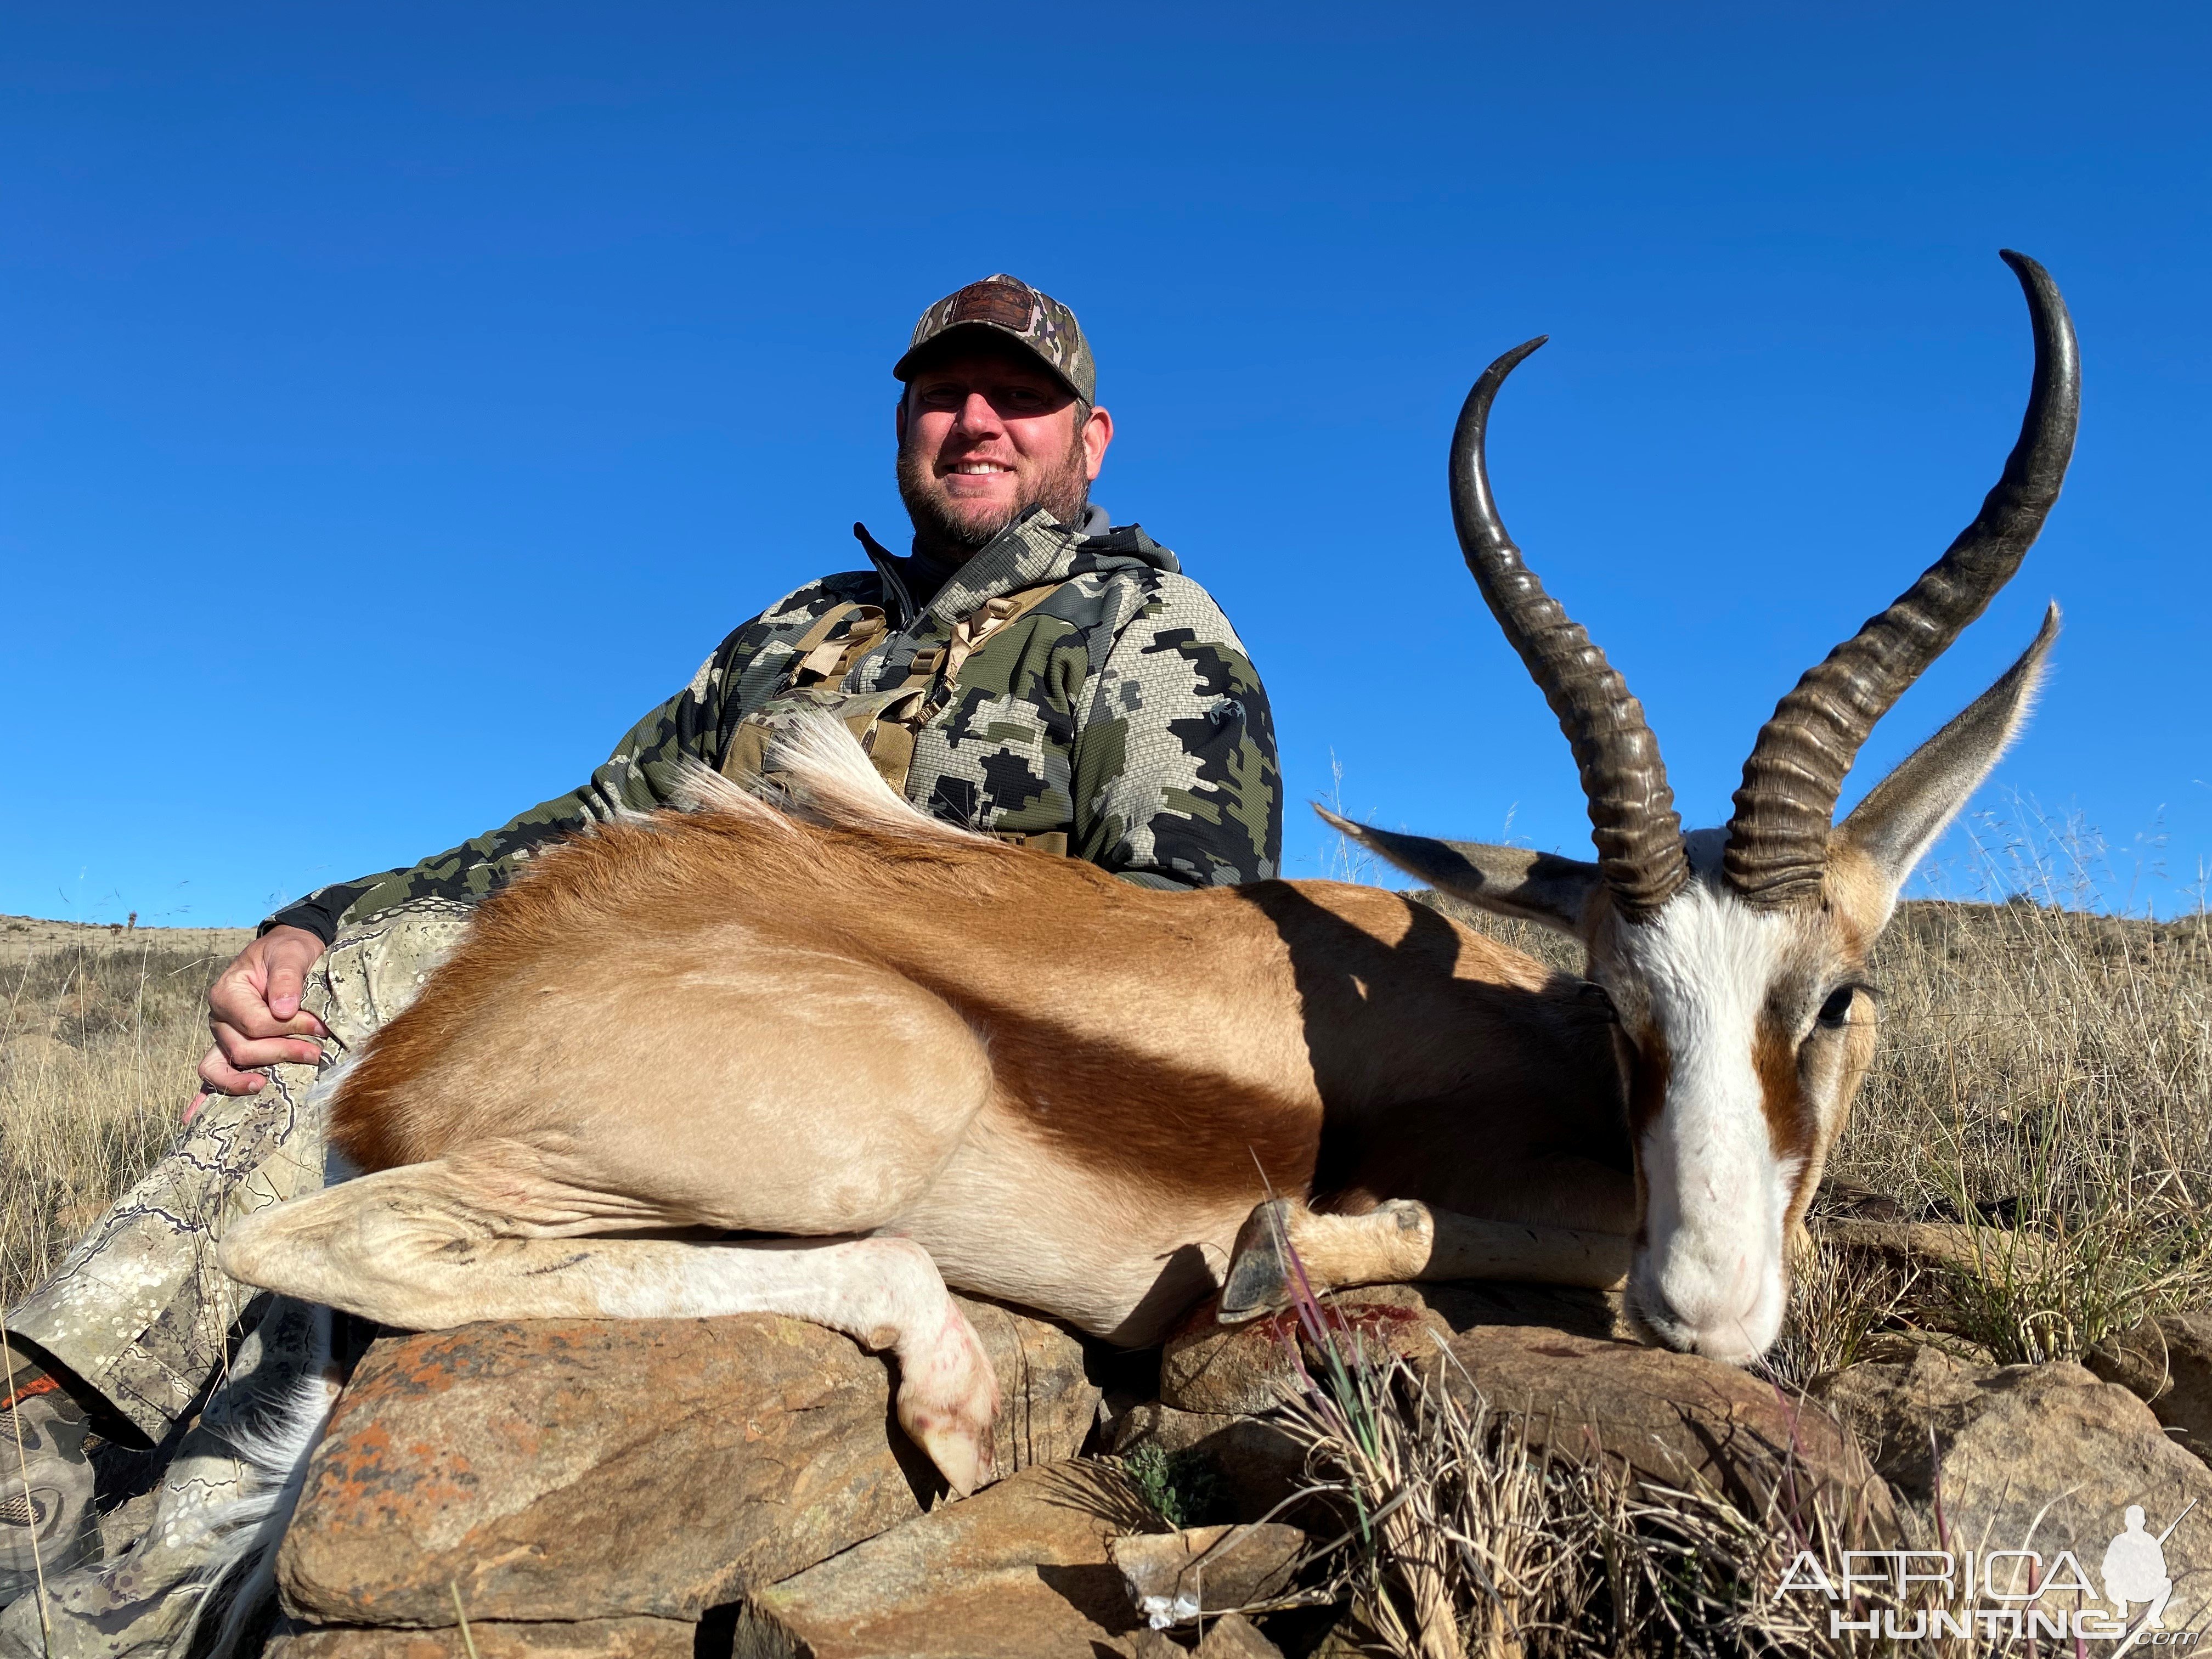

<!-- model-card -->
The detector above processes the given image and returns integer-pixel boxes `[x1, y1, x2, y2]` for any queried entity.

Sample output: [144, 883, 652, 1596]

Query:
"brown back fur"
[332, 800, 1627, 1216]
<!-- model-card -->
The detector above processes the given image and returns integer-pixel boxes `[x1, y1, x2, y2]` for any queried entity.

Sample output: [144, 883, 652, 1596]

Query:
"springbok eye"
[1816, 986, 1857, 1029]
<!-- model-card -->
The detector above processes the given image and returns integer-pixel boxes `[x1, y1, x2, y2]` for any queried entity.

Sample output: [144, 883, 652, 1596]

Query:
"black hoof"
[1217, 1198, 1296, 1323]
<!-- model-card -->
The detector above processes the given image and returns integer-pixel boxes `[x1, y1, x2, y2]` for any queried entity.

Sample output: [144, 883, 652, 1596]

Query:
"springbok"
[222, 251, 2076, 1498]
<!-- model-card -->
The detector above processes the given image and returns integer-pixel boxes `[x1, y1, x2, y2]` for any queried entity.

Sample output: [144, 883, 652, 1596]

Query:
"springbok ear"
[1314, 805, 1607, 938]
[1835, 603, 2059, 910]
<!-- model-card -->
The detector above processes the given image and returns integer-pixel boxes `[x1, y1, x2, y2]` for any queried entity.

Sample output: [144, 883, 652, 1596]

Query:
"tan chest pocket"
[720, 585, 1071, 841]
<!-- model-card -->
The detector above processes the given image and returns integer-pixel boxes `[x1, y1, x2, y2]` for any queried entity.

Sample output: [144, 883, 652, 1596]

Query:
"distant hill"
[2, 912, 256, 968]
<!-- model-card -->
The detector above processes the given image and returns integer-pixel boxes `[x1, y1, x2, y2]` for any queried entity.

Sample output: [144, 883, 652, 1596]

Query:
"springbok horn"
[1453, 338, 1689, 921]
[1722, 251, 2080, 909]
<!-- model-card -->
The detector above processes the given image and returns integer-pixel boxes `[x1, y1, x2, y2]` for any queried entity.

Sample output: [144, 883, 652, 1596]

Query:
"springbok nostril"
[1633, 1282, 1694, 1349]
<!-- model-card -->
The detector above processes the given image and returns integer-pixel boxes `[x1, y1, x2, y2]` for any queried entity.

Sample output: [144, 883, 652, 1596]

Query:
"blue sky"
[5, 3, 2206, 927]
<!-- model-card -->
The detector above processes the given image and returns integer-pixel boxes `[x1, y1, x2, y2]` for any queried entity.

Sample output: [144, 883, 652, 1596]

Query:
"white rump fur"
[671, 712, 989, 844]
[178, 1306, 341, 1659]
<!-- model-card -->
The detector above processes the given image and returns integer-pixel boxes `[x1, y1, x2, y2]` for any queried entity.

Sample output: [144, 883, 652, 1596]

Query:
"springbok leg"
[219, 1160, 1001, 1494]
[1217, 1197, 1631, 1323]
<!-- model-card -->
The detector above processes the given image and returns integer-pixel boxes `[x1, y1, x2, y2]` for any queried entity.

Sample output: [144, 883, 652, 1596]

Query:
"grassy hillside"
[0, 917, 251, 1306]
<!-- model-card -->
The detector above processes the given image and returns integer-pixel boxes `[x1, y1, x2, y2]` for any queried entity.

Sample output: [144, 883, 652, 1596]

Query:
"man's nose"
[952, 392, 1005, 435]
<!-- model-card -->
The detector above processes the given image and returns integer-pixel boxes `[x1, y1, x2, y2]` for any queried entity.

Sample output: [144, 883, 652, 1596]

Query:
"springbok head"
[1329, 251, 2079, 1363]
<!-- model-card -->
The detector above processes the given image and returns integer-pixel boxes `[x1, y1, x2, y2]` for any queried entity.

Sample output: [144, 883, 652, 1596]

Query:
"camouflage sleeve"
[1069, 574, 1282, 889]
[262, 653, 732, 943]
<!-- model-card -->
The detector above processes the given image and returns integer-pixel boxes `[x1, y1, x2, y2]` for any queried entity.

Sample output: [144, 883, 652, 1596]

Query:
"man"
[0, 275, 1280, 1648]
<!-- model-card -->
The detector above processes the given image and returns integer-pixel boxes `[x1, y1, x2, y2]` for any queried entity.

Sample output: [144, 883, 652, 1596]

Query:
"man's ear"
[895, 393, 909, 446]
[1834, 603, 2059, 911]
[1082, 404, 1113, 481]
[1314, 805, 1606, 939]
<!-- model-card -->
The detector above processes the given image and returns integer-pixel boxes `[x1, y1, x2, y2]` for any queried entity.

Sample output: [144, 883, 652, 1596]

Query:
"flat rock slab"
[1161, 1288, 1449, 1415]
[735, 1460, 1164, 1658]
[269, 1617, 695, 1658]
[1110, 1523, 1305, 1624]
[1447, 1326, 1895, 1536]
[1822, 1346, 2212, 1618]
[280, 1299, 1099, 1627]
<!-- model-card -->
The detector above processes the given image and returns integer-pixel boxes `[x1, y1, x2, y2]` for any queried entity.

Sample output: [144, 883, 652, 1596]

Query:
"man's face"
[896, 346, 1113, 552]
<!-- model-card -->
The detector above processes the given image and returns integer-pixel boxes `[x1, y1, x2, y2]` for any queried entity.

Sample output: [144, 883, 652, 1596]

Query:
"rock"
[733, 1460, 1162, 1658]
[1193, 1614, 1286, 1657]
[1160, 1280, 1628, 1422]
[1111, 1403, 1308, 1524]
[1130, 1613, 1288, 1657]
[1820, 1346, 2212, 1618]
[1812, 1216, 2050, 1283]
[1161, 1288, 1448, 1415]
[1302, 1607, 1385, 1656]
[1110, 1523, 1306, 1626]
[1814, 1180, 1914, 1223]
[279, 1299, 1099, 1627]
[1417, 1279, 1628, 1342]
[268, 1617, 695, 1658]
[2086, 1310, 2212, 1465]
[1446, 1326, 1895, 1536]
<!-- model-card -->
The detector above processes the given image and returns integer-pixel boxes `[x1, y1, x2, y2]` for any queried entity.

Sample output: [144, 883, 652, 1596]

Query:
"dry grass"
[1827, 811, 2212, 1365]
[1276, 1336, 1877, 1659]
[0, 922, 240, 1307]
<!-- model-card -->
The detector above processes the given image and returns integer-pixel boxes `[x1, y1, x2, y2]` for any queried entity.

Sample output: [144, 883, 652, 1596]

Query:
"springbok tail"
[674, 714, 987, 845]
[178, 1305, 342, 1659]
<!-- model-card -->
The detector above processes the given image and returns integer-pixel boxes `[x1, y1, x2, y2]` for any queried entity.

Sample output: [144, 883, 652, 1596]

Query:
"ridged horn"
[1454, 337, 1688, 921]
[1723, 251, 2080, 909]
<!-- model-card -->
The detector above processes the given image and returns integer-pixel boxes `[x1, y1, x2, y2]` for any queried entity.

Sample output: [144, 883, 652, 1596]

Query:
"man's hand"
[197, 926, 331, 1098]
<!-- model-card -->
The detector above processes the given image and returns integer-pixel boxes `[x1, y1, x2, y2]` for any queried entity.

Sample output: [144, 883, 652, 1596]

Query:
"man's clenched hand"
[197, 926, 331, 1097]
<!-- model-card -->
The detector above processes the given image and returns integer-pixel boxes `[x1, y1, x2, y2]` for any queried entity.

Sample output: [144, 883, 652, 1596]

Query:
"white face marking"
[1613, 878, 1796, 1363]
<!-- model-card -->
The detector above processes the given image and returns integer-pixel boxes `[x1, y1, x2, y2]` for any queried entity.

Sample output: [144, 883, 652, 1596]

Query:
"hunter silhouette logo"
[1776, 1498, 2203, 1646]
[2106, 1502, 2196, 1652]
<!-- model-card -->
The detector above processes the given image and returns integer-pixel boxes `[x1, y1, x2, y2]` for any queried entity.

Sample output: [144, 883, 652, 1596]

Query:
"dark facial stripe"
[1753, 1018, 1818, 1166]
[1626, 1024, 1671, 1141]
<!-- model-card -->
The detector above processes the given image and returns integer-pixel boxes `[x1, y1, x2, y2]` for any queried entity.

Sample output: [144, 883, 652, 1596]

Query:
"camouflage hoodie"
[266, 505, 1282, 941]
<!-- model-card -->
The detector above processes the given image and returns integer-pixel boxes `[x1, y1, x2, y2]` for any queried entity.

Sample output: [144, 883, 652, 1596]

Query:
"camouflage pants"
[3, 899, 472, 1442]
[0, 902, 469, 1658]
[0, 1298, 336, 1659]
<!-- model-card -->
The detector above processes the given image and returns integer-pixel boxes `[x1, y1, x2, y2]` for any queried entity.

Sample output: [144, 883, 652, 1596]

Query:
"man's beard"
[897, 428, 1091, 561]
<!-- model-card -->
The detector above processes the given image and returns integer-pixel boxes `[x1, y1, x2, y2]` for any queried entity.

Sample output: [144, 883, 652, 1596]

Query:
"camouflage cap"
[894, 275, 1096, 404]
